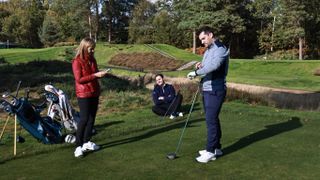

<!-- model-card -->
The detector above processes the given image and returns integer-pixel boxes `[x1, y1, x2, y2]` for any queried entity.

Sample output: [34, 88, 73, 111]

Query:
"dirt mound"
[109, 52, 184, 71]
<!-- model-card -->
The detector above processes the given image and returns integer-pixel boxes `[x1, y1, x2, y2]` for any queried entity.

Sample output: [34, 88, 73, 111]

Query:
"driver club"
[167, 86, 199, 160]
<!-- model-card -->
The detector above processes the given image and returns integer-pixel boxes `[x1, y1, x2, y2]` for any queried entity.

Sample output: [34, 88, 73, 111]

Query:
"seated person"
[152, 74, 183, 119]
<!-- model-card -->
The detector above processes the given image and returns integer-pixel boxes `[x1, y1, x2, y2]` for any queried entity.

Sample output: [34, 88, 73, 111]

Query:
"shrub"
[255, 49, 299, 60]
[0, 57, 8, 64]
[54, 42, 78, 47]
[313, 68, 320, 76]
[64, 47, 76, 61]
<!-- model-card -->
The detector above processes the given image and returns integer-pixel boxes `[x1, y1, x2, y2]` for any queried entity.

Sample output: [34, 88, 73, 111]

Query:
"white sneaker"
[82, 141, 100, 152]
[196, 151, 216, 163]
[199, 149, 223, 156]
[74, 146, 83, 157]
[169, 115, 176, 119]
[178, 112, 183, 117]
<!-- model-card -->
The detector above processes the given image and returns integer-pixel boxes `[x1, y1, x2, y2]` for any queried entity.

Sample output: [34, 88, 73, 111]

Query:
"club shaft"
[174, 86, 199, 154]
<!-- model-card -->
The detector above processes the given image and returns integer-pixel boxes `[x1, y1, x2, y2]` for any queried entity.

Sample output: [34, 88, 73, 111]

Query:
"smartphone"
[103, 68, 111, 72]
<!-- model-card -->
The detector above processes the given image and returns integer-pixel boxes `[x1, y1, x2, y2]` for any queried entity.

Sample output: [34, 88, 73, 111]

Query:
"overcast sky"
[147, 0, 158, 3]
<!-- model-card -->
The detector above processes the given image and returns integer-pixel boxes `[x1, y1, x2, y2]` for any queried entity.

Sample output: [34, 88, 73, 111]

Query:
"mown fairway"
[0, 102, 319, 179]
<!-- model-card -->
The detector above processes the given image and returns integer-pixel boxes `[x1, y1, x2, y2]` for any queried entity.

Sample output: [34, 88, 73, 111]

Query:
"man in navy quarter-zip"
[187, 26, 229, 163]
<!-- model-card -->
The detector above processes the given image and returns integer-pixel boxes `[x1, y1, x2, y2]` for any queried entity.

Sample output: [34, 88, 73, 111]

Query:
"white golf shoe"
[82, 141, 100, 152]
[74, 146, 83, 157]
[196, 151, 216, 163]
[198, 149, 223, 156]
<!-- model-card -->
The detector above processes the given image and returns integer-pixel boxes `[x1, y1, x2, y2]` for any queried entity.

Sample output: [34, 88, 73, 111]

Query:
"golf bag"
[0, 83, 63, 144]
[44, 85, 79, 132]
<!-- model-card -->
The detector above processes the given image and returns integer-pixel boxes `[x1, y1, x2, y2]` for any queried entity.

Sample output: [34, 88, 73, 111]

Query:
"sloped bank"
[227, 82, 320, 111]
[114, 73, 320, 111]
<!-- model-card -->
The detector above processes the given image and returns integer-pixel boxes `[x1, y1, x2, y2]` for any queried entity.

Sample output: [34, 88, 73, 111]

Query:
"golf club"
[167, 86, 200, 160]
[161, 90, 180, 121]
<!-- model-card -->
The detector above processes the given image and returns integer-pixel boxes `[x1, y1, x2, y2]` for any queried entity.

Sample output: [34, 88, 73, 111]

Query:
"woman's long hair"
[75, 37, 96, 61]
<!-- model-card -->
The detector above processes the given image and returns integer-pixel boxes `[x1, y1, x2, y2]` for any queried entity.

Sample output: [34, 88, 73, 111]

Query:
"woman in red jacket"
[72, 37, 109, 157]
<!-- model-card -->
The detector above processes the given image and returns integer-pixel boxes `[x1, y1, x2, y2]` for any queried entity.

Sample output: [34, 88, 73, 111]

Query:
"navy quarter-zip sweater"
[152, 84, 176, 105]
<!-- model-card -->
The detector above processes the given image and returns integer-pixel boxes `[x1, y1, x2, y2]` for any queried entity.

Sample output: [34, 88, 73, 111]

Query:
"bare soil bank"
[109, 52, 184, 71]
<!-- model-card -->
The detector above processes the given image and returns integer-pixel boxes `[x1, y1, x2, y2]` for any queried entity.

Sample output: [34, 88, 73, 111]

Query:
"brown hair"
[197, 26, 215, 37]
[155, 73, 164, 79]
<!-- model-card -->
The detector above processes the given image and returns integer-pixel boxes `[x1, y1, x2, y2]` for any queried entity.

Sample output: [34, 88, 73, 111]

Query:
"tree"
[39, 10, 60, 47]
[0, 2, 12, 42]
[44, 0, 92, 42]
[152, 10, 171, 44]
[302, 0, 320, 59]
[101, 0, 138, 43]
[152, 0, 190, 49]
[128, 0, 156, 43]
[172, 0, 248, 56]
[254, 0, 308, 59]
[1, 0, 45, 47]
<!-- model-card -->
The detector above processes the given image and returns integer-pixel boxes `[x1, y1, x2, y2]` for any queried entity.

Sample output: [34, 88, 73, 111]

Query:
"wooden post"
[0, 116, 10, 140]
[14, 115, 17, 156]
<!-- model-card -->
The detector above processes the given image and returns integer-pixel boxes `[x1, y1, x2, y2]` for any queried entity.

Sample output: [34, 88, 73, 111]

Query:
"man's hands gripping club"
[187, 62, 202, 79]
[187, 71, 197, 79]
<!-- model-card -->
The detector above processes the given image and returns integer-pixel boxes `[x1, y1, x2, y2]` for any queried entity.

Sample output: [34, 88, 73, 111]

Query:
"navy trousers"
[203, 89, 226, 152]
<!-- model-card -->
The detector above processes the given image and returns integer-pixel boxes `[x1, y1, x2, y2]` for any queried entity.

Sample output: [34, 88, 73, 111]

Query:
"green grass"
[0, 46, 319, 179]
[0, 47, 69, 63]
[228, 59, 320, 91]
[2, 45, 320, 91]
[0, 101, 319, 179]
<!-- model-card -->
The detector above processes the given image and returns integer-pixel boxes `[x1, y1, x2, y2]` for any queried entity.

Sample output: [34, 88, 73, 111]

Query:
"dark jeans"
[203, 89, 226, 152]
[152, 93, 183, 116]
[76, 97, 99, 147]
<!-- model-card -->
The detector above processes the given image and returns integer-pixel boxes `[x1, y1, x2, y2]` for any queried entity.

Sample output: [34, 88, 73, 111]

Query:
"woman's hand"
[94, 71, 108, 78]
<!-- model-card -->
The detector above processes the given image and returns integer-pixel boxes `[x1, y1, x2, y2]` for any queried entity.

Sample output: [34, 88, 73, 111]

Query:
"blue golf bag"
[0, 82, 63, 144]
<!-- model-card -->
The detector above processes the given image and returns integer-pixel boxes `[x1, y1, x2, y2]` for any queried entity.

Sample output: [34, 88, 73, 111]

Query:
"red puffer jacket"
[72, 55, 100, 98]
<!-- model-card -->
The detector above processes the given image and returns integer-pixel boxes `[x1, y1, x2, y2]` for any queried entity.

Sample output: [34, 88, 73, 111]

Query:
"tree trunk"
[105, 0, 113, 43]
[192, 30, 196, 54]
[271, 16, 276, 52]
[299, 37, 303, 60]
[95, 0, 99, 41]
[88, 16, 92, 39]
[108, 20, 112, 43]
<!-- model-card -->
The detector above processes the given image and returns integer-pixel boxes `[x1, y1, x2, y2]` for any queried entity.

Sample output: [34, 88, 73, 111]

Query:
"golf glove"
[187, 71, 197, 79]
